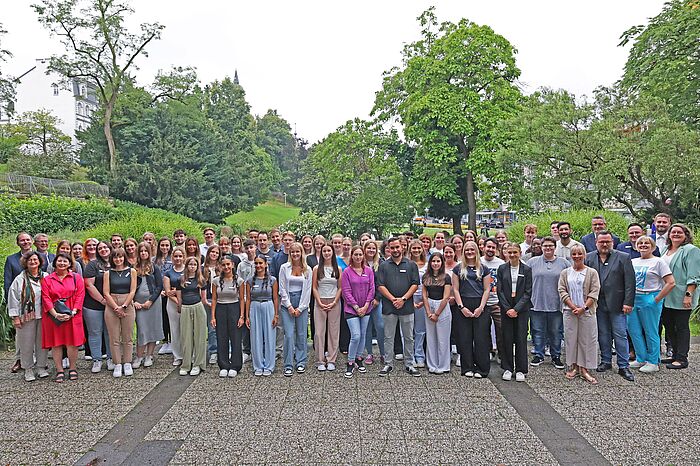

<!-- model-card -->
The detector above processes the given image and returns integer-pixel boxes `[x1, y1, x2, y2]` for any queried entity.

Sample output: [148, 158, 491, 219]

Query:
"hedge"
[506, 209, 629, 244]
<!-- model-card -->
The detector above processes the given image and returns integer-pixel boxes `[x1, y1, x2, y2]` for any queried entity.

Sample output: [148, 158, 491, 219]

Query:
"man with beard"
[173, 229, 187, 248]
[554, 222, 581, 261]
[481, 238, 505, 362]
[585, 231, 636, 381]
[652, 213, 671, 254]
[581, 216, 620, 253]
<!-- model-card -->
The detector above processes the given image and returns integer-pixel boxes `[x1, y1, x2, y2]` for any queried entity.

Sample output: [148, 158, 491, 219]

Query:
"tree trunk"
[452, 215, 463, 235]
[104, 95, 117, 172]
[465, 171, 477, 232]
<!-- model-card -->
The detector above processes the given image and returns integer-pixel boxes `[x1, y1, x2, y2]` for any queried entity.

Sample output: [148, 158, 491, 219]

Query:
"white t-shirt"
[632, 256, 672, 292]
[481, 256, 505, 305]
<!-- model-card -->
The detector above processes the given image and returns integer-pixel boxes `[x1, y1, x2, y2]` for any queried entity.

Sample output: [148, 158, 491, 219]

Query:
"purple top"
[341, 265, 375, 316]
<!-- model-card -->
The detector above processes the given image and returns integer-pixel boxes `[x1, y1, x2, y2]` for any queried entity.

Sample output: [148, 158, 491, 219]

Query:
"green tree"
[0, 23, 14, 117]
[6, 110, 76, 178]
[619, 0, 700, 128]
[33, 0, 164, 173]
[298, 119, 412, 237]
[497, 87, 700, 222]
[373, 8, 521, 232]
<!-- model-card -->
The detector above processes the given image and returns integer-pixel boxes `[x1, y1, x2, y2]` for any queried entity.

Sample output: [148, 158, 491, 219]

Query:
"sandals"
[54, 371, 65, 383]
[565, 369, 578, 380]
[580, 372, 598, 385]
[68, 369, 78, 381]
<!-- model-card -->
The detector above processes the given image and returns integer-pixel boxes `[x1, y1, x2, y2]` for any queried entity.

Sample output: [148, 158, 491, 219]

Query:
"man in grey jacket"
[585, 230, 636, 381]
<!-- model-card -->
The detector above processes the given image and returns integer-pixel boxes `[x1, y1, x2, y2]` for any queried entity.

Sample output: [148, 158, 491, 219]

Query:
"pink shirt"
[341, 266, 375, 316]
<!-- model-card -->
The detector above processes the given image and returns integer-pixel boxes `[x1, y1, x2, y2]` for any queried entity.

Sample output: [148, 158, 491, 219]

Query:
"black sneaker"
[379, 365, 393, 377]
[405, 366, 421, 377]
[344, 363, 355, 378]
[530, 356, 544, 367]
[355, 358, 366, 373]
[551, 357, 565, 369]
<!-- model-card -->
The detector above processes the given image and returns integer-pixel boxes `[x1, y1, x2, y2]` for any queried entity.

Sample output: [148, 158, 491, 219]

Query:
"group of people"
[4, 213, 699, 385]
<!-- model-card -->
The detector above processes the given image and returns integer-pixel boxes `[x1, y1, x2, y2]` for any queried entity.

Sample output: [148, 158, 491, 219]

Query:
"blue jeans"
[83, 307, 111, 359]
[413, 298, 426, 363]
[365, 302, 385, 357]
[530, 311, 563, 358]
[347, 314, 370, 361]
[279, 291, 308, 369]
[250, 301, 275, 372]
[204, 302, 217, 355]
[597, 302, 630, 368]
[627, 292, 662, 364]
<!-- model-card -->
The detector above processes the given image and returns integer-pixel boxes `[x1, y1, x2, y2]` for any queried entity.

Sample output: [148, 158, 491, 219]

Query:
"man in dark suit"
[585, 230, 636, 381]
[580, 216, 620, 253]
[33, 233, 55, 273]
[3, 232, 34, 373]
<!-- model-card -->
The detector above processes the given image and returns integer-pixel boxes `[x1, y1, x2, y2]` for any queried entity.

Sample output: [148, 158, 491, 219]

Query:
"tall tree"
[619, 0, 700, 128]
[0, 23, 14, 117]
[373, 8, 521, 232]
[33, 0, 164, 172]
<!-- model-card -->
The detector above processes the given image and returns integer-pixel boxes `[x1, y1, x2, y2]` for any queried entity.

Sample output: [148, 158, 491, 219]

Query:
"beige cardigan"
[558, 266, 600, 312]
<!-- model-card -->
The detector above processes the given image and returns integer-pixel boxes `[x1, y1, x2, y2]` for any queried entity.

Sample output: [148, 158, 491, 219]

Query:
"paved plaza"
[1, 341, 699, 465]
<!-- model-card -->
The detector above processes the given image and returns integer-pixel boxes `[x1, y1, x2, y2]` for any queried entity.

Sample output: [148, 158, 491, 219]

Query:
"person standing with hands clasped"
[103, 248, 137, 378]
[177, 257, 208, 376]
[341, 246, 375, 378]
[421, 252, 452, 374]
[211, 256, 245, 377]
[497, 243, 532, 382]
[376, 237, 420, 377]
[245, 257, 279, 376]
[585, 230, 636, 382]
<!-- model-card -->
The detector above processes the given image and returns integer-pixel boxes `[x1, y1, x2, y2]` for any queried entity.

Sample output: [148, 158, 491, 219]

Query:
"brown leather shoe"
[10, 360, 21, 373]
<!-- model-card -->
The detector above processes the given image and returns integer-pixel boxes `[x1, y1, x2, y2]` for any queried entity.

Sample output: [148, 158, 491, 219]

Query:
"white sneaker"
[639, 363, 659, 373]
[143, 356, 153, 367]
[209, 354, 217, 364]
[158, 343, 168, 355]
[173, 358, 182, 366]
[113, 364, 123, 378]
[415, 361, 426, 368]
[62, 358, 69, 369]
[544, 347, 551, 357]
[502, 370, 512, 381]
[372, 338, 378, 345]
[106, 359, 115, 370]
[317, 364, 326, 372]
[132, 357, 142, 369]
[326, 363, 336, 371]
[629, 360, 644, 368]
[37, 368, 49, 378]
[123, 363, 133, 376]
[84, 354, 93, 361]
[219, 369, 228, 377]
[395, 354, 404, 361]
[228, 369, 238, 378]
[190, 366, 201, 376]
[242, 353, 251, 363]
[179, 369, 188, 376]
[451, 345, 457, 354]
[91, 360, 102, 373]
[474, 372, 483, 379]
[456, 355, 461, 367]
[463, 371, 474, 377]
[24, 369, 36, 382]
[515, 372, 526, 382]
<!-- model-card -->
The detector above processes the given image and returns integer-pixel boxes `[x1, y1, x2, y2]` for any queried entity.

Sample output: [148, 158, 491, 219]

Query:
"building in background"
[0, 58, 98, 144]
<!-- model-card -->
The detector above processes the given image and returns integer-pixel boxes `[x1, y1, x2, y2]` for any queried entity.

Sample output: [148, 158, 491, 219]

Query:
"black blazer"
[584, 249, 635, 312]
[496, 262, 532, 314]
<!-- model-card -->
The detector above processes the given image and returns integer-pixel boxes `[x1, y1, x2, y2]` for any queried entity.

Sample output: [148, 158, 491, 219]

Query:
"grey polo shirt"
[376, 257, 420, 316]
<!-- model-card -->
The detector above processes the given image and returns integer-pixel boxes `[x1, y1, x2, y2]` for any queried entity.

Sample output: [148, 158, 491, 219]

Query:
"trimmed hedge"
[506, 209, 629, 244]
[0, 195, 117, 237]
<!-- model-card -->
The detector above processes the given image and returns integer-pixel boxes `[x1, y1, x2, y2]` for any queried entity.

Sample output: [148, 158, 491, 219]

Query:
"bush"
[0, 195, 117, 236]
[506, 209, 630, 244]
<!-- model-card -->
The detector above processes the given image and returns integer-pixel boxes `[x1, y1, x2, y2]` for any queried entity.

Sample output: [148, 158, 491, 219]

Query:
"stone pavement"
[0, 342, 698, 465]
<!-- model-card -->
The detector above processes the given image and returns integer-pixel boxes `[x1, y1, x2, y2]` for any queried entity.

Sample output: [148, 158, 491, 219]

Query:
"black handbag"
[50, 275, 76, 326]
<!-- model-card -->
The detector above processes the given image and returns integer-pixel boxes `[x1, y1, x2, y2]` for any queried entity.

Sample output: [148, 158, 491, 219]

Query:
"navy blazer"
[616, 241, 660, 259]
[584, 249, 635, 312]
[580, 233, 621, 253]
[3, 251, 23, 298]
[496, 262, 532, 315]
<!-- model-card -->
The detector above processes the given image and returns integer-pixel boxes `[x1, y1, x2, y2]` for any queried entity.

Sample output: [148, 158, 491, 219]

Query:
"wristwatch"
[685, 291, 693, 297]
[401, 296, 407, 302]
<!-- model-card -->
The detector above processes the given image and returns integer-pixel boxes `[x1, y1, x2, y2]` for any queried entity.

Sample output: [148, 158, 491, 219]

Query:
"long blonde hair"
[286, 242, 309, 278]
[459, 241, 483, 281]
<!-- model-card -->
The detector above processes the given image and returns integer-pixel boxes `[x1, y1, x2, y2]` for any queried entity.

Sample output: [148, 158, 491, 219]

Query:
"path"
[0, 342, 698, 465]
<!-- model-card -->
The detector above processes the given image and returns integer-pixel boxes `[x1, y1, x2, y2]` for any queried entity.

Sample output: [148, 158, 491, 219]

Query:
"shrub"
[506, 209, 630, 244]
[0, 195, 117, 236]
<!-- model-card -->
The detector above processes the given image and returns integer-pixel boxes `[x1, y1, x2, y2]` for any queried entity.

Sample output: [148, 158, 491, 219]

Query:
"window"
[77, 102, 83, 116]
[80, 85, 86, 96]
[52, 83, 59, 96]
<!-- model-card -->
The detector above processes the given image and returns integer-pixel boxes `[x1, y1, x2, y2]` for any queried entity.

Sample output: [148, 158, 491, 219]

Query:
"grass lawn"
[225, 199, 300, 232]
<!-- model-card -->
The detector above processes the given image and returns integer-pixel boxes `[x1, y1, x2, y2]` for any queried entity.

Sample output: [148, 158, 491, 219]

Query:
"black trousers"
[501, 309, 529, 374]
[454, 297, 491, 376]
[662, 306, 691, 363]
[215, 302, 243, 371]
[162, 297, 171, 342]
[339, 299, 350, 352]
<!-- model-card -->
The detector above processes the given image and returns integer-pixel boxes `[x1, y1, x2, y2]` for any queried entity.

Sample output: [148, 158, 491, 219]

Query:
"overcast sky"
[3, 1, 665, 143]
